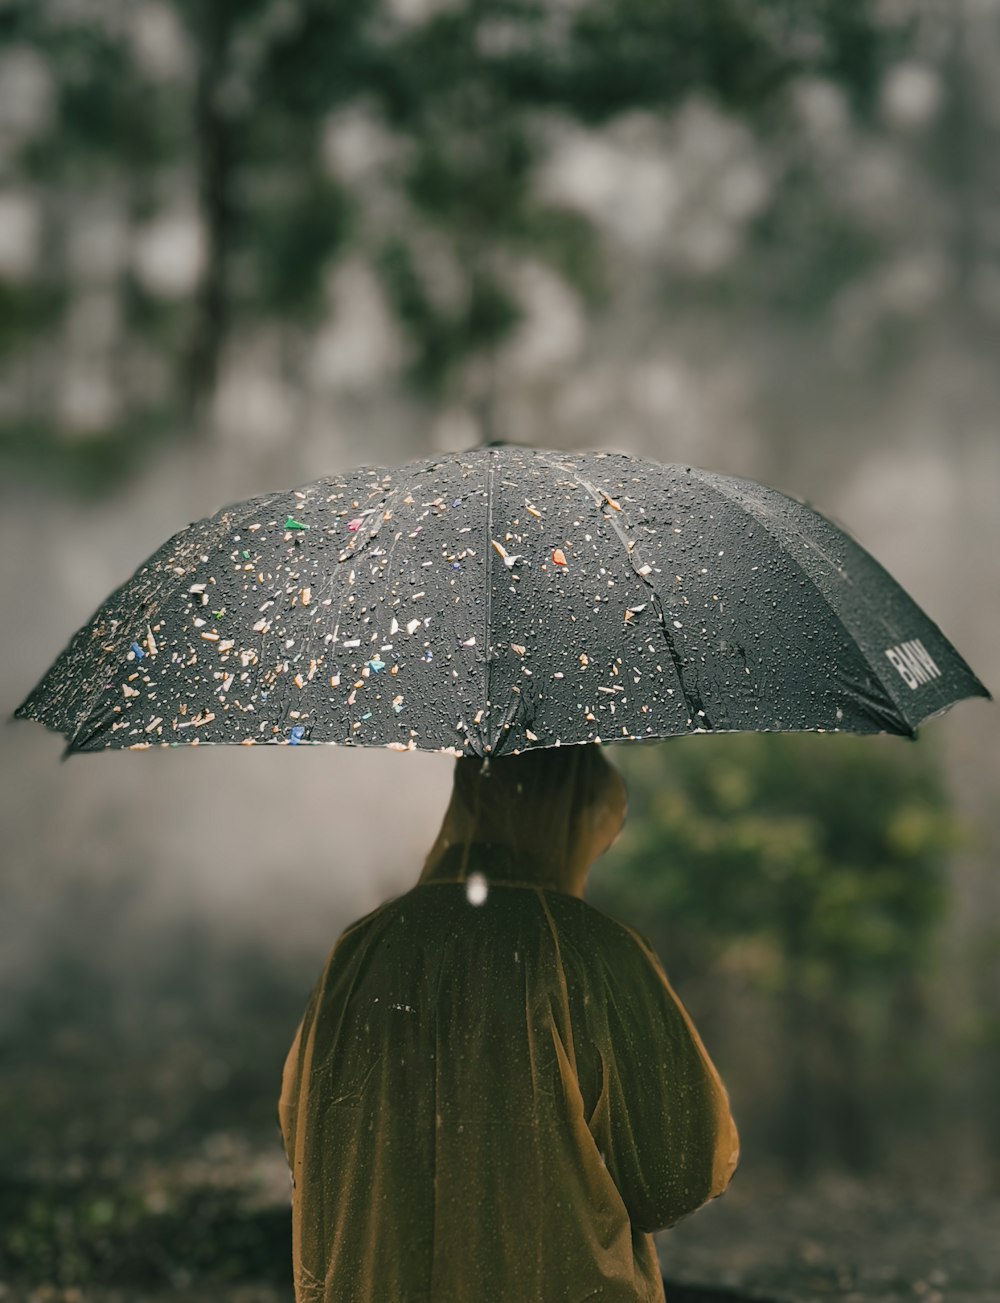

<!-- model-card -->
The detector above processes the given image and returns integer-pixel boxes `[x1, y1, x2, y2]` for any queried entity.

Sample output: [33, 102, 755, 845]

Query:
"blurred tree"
[0, 0, 920, 488]
[590, 733, 959, 1173]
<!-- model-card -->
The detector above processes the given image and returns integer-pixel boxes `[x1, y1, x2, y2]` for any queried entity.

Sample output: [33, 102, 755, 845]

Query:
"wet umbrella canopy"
[16, 447, 989, 755]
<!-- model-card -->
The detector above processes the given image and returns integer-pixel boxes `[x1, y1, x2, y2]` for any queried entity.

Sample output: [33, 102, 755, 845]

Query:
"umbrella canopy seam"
[483, 448, 498, 753]
[687, 468, 927, 736]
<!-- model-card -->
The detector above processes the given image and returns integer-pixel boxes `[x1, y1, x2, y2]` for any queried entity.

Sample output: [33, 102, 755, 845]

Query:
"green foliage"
[0, 0, 922, 490]
[593, 733, 955, 995]
[238, 171, 351, 318]
[0, 281, 66, 359]
[11, 18, 189, 184]
[591, 733, 960, 1172]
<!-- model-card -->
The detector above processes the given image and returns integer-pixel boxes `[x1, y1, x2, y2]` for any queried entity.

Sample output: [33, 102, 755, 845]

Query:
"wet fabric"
[279, 847, 738, 1303]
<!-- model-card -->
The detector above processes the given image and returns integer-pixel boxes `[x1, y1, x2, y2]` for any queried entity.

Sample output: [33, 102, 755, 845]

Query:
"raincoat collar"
[419, 842, 576, 895]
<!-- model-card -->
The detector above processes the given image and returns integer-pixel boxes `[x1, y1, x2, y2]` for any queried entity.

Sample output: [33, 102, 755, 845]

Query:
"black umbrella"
[15, 447, 989, 756]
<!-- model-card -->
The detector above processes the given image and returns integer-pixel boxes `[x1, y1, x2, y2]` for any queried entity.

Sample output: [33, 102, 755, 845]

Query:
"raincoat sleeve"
[278, 946, 337, 1174]
[582, 923, 739, 1234]
[277, 911, 378, 1176]
[278, 1013, 306, 1169]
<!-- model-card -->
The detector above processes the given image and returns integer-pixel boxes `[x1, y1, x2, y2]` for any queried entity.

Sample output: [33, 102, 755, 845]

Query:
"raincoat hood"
[419, 745, 627, 897]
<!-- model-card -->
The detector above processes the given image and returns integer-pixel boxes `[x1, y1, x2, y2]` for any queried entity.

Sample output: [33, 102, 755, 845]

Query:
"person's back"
[279, 750, 738, 1302]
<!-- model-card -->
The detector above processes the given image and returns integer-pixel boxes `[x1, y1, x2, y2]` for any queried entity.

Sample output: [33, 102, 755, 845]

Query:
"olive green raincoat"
[279, 845, 738, 1303]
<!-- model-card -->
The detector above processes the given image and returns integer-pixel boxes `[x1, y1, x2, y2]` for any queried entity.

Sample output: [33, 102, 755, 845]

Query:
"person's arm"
[586, 926, 739, 1233]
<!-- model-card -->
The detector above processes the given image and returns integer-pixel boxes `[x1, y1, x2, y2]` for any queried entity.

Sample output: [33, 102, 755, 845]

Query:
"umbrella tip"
[8, 698, 41, 730]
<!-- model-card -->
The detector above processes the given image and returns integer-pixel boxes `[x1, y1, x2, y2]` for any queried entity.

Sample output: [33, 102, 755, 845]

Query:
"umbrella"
[15, 446, 989, 756]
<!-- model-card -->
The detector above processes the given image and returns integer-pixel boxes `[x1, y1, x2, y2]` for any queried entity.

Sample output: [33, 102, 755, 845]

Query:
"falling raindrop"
[466, 873, 489, 906]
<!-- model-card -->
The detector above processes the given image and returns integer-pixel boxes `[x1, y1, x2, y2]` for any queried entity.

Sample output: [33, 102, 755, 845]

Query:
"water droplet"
[466, 873, 488, 906]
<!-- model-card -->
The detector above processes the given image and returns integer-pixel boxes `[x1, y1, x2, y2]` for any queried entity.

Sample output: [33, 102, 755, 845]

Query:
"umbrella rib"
[482, 447, 497, 751]
[534, 450, 712, 729]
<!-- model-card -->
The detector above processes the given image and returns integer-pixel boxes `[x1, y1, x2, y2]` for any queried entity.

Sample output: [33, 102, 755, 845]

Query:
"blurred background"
[1, 1, 998, 1298]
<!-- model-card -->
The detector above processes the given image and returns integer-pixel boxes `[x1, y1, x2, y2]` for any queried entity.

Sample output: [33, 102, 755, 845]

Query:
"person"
[279, 745, 738, 1302]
